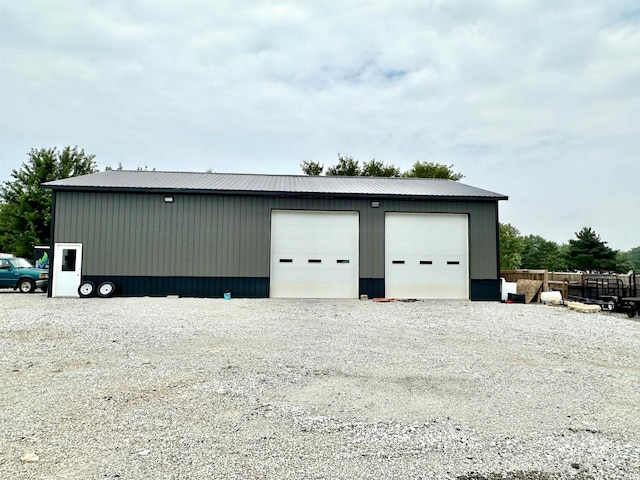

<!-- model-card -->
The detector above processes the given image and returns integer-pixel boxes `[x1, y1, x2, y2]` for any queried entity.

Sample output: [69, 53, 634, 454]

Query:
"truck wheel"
[97, 281, 116, 298]
[78, 281, 96, 298]
[18, 279, 36, 293]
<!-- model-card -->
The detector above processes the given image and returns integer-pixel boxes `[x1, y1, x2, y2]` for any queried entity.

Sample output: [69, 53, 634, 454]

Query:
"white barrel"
[541, 291, 562, 304]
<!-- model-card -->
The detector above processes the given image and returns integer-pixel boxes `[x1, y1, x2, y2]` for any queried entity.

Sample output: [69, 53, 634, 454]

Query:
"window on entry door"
[62, 249, 76, 271]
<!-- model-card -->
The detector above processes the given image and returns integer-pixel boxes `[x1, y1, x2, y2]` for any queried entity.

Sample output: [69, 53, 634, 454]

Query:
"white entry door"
[385, 213, 469, 299]
[52, 243, 83, 297]
[270, 210, 359, 298]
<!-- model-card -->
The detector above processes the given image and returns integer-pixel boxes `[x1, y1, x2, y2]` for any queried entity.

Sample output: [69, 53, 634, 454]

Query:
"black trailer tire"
[97, 281, 116, 298]
[78, 280, 96, 297]
[628, 310, 637, 318]
[18, 279, 36, 293]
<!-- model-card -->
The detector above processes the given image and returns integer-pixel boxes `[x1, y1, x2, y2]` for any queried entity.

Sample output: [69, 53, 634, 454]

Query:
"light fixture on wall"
[163, 196, 174, 203]
[370, 201, 380, 208]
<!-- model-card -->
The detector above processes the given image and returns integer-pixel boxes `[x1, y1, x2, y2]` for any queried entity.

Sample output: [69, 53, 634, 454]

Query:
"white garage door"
[385, 213, 469, 299]
[270, 210, 359, 298]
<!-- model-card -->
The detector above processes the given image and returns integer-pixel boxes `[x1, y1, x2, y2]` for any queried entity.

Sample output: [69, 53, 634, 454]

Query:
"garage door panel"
[270, 211, 359, 298]
[385, 213, 469, 299]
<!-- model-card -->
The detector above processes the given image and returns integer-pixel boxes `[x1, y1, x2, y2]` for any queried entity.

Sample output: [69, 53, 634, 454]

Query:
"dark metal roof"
[43, 170, 508, 200]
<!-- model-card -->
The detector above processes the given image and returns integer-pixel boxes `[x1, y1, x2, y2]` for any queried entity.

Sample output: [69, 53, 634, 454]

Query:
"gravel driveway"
[1, 294, 639, 479]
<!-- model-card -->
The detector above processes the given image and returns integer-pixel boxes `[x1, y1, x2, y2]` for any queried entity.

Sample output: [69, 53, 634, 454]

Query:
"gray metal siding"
[53, 191, 499, 280]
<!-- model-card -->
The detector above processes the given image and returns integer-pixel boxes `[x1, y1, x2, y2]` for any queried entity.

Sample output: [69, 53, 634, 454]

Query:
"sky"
[1, 0, 639, 251]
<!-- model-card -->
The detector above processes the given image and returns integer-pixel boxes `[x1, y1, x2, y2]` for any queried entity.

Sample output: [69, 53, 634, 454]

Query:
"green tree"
[564, 227, 618, 272]
[300, 161, 323, 176]
[626, 246, 640, 271]
[325, 155, 361, 176]
[0, 146, 98, 257]
[499, 223, 524, 270]
[615, 251, 633, 273]
[403, 161, 464, 181]
[361, 159, 400, 177]
[520, 235, 567, 271]
[301, 155, 462, 180]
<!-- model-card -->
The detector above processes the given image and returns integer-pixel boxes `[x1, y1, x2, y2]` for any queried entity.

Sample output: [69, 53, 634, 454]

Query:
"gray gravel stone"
[0, 294, 638, 479]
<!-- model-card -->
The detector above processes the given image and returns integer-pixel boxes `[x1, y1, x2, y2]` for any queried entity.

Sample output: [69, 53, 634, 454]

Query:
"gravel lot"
[1, 293, 639, 480]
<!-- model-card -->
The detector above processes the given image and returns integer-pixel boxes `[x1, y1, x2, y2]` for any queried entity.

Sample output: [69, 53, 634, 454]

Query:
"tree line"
[301, 155, 464, 180]
[500, 223, 639, 273]
[1, 147, 638, 274]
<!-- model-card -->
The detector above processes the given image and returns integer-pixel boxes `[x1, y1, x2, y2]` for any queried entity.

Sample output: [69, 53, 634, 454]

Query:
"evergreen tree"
[564, 227, 617, 272]
[0, 147, 98, 257]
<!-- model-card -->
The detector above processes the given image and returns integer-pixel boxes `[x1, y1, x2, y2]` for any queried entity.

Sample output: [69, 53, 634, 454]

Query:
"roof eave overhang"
[44, 185, 508, 202]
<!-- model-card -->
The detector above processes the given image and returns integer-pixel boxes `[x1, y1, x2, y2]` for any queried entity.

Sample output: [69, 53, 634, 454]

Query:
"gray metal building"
[44, 171, 507, 300]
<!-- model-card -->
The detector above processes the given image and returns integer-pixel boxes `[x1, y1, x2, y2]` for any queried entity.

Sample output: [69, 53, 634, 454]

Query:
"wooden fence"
[500, 270, 639, 300]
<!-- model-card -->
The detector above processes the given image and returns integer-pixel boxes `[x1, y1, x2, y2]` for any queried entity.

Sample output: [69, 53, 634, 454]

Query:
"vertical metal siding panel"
[243, 197, 251, 276]
[171, 195, 180, 276]
[130, 194, 139, 276]
[137, 194, 148, 275]
[197, 195, 207, 276]
[138, 194, 148, 275]
[151, 194, 161, 277]
[258, 196, 271, 275]
[138, 194, 149, 276]
[361, 199, 383, 278]
[190, 196, 199, 276]
[120, 194, 129, 277]
[229, 196, 236, 275]
[59, 192, 72, 241]
[99, 193, 109, 275]
[236, 196, 246, 276]
[204, 196, 214, 276]
[224, 195, 232, 274]
[101, 193, 112, 275]
[215, 196, 224, 274]
[206, 197, 213, 275]
[159, 194, 168, 277]
[468, 201, 498, 279]
[86, 193, 96, 275]
[181, 196, 192, 277]
[136, 194, 145, 275]
[217, 196, 225, 275]
[125, 194, 134, 276]
[198, 195, 207, 277]
[227, 195, 236, 275]
[190, 196, 201, 277]
[117, 194, 126, 276]
[246, 196, 255, 276]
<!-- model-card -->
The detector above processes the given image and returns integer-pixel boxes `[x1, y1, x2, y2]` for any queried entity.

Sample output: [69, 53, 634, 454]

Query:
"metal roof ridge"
[101, 170, 459, 181]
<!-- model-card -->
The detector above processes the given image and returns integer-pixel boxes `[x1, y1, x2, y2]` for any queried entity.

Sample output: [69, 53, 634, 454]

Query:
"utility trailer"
[567, 271, 639, 317]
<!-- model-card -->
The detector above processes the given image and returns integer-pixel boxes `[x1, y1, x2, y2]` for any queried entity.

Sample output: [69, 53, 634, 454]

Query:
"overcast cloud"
[1, 1, 638, 250]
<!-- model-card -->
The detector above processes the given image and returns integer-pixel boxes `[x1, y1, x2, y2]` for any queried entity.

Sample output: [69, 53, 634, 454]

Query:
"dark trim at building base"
[81, 276, 501, 301]
[359, 278, 385, 299]
[470, 279, 501, 301]
[83, 276, 269, 298]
